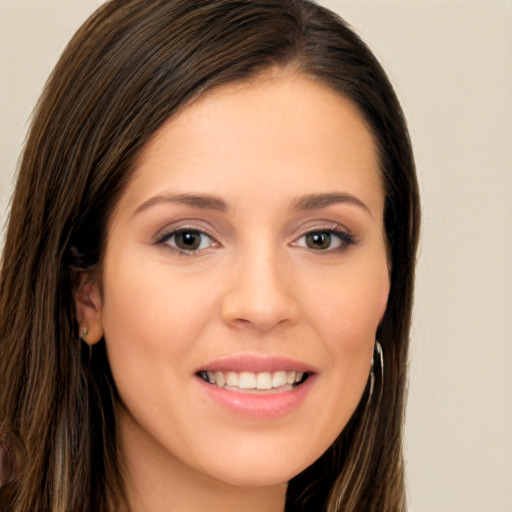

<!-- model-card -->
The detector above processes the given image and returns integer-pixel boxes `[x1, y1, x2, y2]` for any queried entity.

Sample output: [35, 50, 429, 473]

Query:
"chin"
[196, 445, 321, 489]
[213, 466, 297, 489]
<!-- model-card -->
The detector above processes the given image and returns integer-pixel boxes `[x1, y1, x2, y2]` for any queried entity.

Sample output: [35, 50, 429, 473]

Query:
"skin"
[76, 69, 390, 512]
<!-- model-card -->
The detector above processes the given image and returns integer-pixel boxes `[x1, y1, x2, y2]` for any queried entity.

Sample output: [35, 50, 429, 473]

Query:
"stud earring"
[79, 328, 88, 342]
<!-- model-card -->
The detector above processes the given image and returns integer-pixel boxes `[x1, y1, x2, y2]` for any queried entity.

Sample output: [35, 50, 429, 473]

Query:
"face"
[78, 71, 389, 489]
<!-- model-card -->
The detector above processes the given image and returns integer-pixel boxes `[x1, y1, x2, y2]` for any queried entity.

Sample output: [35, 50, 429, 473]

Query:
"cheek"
[102, 250, 211, 332]
[98, 257, 217, 393]
[312, 255, 390, 349]
[294, 251, 389, 445]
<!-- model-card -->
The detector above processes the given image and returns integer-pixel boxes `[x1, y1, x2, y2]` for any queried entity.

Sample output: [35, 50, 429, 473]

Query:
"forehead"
[119, 70, 382, 217]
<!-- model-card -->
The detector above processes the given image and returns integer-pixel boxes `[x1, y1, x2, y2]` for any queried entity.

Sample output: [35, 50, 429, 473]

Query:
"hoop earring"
[369, 340, 384, 398]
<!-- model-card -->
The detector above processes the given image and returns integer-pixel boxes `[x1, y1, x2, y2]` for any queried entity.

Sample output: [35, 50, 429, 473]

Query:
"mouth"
[194, 356, 317, 419]
[196, 370, 311, 393]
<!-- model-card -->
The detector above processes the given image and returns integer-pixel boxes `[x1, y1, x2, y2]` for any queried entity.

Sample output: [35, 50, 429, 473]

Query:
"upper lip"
[195, 354, 318, 374]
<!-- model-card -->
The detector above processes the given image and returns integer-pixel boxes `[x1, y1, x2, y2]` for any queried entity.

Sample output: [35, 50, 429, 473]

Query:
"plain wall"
[1, 1, 511, 511]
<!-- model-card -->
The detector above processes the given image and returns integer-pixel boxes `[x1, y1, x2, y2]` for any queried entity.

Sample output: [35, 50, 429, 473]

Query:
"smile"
[197, 370, 310, 391]
[194, 355, 317, 418]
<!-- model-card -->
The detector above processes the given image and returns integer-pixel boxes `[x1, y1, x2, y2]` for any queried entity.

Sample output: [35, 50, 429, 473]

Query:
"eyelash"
[155, 226, 355, 256]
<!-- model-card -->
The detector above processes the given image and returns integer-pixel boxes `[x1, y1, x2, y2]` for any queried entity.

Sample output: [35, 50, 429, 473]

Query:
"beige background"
[1, 1, 511, 511]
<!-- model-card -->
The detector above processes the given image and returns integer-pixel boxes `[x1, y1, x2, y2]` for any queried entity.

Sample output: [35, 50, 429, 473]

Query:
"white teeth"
[239, 372, 257, 389]
[256, 372, 272, 390]
[272, 370, 287, 388]
[200, 370, 307, 390]
[214, 371, 225, 388]
[226, 372, 239, 387]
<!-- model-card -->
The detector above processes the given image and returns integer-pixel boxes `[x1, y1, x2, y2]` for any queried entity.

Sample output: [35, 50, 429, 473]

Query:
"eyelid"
[153, 219, 218, 241]
[291, 222, 352, 239]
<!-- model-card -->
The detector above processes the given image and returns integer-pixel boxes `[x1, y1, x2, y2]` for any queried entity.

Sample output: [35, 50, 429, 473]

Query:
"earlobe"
[75, 276, 104, 345]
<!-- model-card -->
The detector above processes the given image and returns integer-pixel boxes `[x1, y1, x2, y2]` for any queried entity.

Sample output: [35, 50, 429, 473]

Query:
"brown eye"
[305, 232, 332, 250]
[175, 230, 202, 250]
[160, 229, 215, 253]
[295, 229, 353, 251]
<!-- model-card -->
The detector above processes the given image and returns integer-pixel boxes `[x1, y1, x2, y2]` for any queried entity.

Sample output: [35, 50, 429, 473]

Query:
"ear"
[75, 275, 104, 345]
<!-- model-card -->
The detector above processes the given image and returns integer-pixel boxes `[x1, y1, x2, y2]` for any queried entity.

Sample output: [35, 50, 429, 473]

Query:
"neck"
[117, 406, 287, 512]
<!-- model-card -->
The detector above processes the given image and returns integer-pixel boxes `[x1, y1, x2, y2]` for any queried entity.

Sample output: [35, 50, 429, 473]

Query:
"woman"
[0, 0, 420, 511]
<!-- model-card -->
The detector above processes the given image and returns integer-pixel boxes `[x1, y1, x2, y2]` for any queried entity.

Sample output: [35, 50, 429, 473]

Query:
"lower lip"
[195, 374, 317, 420]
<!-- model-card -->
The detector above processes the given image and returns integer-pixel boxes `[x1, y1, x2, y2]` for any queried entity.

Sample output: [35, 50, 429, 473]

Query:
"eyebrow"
[133, 192, 228, 216]
[133, 190, 370, 217]
[292, 192, 371, 215]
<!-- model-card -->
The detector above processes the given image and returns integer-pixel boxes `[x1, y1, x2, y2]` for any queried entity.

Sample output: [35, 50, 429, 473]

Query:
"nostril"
[219, 264, 300, 332]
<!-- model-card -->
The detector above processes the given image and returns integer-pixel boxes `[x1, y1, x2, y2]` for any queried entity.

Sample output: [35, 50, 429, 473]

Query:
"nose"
[219, 246, 300, 332]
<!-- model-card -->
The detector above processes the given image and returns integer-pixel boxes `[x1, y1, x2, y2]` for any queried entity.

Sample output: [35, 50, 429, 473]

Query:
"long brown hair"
[0, 1, 420, 510]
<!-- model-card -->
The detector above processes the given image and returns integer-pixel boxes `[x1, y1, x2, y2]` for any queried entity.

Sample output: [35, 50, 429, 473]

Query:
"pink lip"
[195, 374, 317, 420]
[194, 354, 318, 420]
[195, 354, 318, 374]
